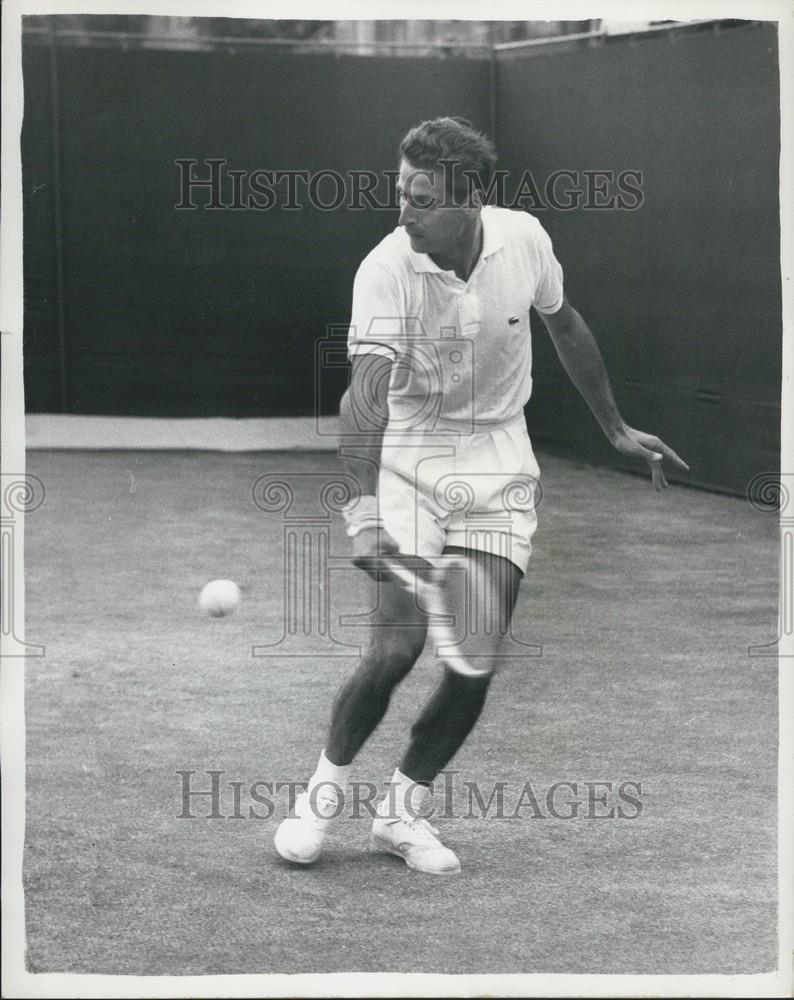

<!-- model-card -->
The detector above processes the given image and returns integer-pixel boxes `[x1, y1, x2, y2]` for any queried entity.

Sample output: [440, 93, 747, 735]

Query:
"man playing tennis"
[275, 116, 687, 874]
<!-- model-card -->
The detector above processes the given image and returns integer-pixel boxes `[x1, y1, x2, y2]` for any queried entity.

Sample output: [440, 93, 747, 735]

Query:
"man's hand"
[540, 301, 690, 490]
[610, 425, 689, 490]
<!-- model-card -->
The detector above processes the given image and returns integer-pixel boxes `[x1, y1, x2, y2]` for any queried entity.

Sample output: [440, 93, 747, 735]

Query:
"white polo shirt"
[347, 205, 564, 432]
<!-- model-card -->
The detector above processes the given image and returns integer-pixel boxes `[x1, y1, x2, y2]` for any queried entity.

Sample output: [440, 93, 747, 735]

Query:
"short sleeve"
[347, 260, 405, 361]
[532, 221, 564, 315]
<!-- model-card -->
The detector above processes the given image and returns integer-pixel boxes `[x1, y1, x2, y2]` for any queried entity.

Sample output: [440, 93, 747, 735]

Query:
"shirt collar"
[405, 205, 505, 274]
[480, 205, 505, 259]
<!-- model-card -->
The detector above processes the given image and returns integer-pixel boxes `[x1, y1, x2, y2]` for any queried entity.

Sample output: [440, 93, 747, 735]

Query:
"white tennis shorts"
[378, 414, 541, 574]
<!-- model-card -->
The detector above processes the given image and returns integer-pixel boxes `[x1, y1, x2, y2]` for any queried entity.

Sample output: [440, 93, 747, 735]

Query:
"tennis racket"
[352, 552, 490, 677]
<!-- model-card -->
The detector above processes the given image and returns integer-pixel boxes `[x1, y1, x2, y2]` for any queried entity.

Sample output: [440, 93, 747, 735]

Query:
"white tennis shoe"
[371, 813, 461, 875]
[273, 789, 339, 864]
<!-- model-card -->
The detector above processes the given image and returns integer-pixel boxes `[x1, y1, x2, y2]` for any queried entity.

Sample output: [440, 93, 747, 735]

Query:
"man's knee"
[363, 631, 425, 683]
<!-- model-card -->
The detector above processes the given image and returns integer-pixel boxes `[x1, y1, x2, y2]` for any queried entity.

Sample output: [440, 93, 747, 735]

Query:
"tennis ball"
[198, 579, 241, 617]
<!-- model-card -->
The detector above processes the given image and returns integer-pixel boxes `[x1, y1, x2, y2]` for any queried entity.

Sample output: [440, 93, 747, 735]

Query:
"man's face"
[397, 158, 473, 259]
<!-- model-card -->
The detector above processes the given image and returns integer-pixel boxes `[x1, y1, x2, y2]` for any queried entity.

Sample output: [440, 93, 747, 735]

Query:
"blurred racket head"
[352, 552, 491, 676]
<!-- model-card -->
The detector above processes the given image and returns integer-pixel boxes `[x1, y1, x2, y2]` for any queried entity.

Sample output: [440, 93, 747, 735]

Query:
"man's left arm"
[540, 297, 689, 490]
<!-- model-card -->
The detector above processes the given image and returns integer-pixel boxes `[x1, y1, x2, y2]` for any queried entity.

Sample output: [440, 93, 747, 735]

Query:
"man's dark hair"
[398, 116, 497, 205]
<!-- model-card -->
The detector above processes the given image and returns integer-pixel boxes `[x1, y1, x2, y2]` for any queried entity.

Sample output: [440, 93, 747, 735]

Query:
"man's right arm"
[339, 353, 391, 492]
[339, 353, 399, 565]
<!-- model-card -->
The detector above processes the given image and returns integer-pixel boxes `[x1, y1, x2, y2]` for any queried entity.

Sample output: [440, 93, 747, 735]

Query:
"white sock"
[378, 768, 429, 820]
[307, 750, 350, 804]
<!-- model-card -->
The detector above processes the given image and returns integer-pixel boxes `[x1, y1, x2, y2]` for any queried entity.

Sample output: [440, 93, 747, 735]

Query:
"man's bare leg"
[274, 574, 427, 864]
[401, 548, 522, 782]
[326, 576, 428, 764]
[371, 549, 522, 874]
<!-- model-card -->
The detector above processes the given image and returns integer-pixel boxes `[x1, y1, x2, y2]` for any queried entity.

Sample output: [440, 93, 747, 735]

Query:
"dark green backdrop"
[22, 20, 781, 494]
[499, 22, 781, 494]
